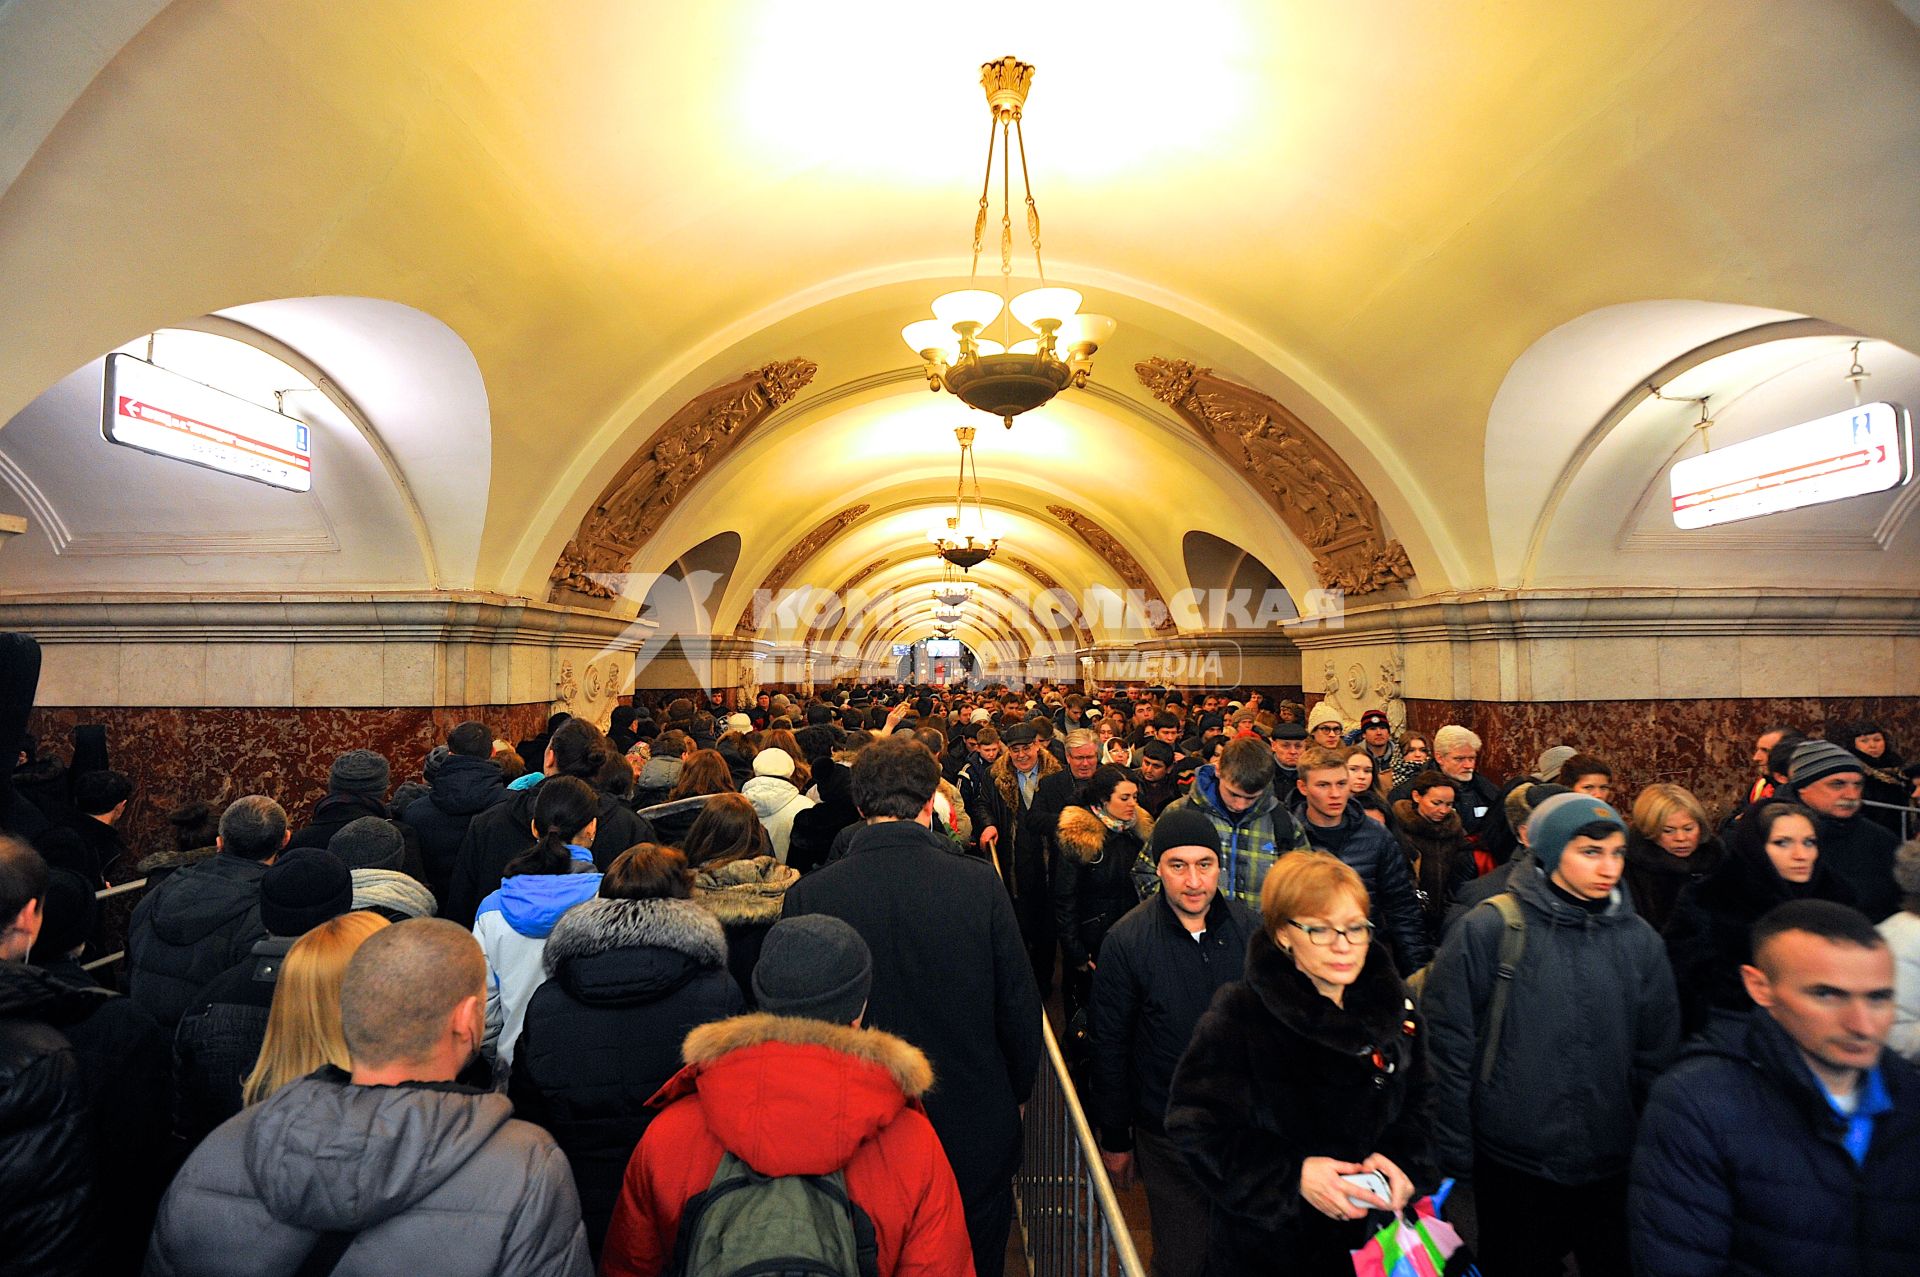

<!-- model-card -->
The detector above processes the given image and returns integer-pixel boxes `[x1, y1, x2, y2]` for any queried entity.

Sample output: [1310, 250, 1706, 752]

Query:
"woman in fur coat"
[509, 844, 741, 1256]
[1167, 852, 1434, 1276]
[1052, 764, 1154, 1019]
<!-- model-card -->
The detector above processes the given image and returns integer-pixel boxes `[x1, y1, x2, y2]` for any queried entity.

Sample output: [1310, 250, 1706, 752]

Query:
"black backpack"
[668, 1150, 881, 1277]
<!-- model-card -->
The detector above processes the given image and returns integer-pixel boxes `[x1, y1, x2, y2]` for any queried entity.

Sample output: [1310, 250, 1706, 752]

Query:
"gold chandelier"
[901, 57, 1116, 429]
[927, 425, 998, 570]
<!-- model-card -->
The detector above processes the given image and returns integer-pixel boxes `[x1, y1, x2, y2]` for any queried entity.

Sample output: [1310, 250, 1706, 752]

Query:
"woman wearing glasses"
[1165, 852, 1434, 1276]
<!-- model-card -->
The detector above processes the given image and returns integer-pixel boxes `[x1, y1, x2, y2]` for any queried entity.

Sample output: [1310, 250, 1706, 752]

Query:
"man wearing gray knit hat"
[286, 749, 396, 853]
[1791, 739, 1899, 920]
[752, 914, 873, 1025]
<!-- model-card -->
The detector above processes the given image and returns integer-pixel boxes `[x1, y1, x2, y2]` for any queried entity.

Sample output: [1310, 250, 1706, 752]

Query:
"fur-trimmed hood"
[647, 1013, 937, 1182]
[1391, 799, 1463, 844]
[1056, 803, 1154, 866]
[691, 855, 799, 927]
[135, 843, 218, 876]
[543, 895, 728, 977]
[990, 745, 1062, 814]
[679, 1013, 933, 1099]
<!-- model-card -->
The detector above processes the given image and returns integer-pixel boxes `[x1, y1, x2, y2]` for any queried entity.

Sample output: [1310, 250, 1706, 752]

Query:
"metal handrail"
[1859, 798, 1918, 841]
[95, 876, 149, 900]
[1014, 1014, 1148, 1277]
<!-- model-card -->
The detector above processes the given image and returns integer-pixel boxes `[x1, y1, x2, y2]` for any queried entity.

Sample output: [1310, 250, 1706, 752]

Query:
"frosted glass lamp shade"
[902, 320, 959, 360]
[1057, 312, 1117, 352]
[1007, 338, 1040, 354]
[1010, 287, 1082, 331]
[972, 338, 1006, 356]
[932, 289, 1005, 329]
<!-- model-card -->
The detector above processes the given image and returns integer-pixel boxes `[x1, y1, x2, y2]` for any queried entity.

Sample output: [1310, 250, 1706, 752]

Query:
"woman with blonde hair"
[242, 911, 389, 1106]
[1167, 851, 1432, 1275]
[1623, 782, 1723, 932]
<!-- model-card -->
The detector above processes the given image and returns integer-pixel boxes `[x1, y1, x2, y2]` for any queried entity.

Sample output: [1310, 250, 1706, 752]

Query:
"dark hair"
[1766, 735, 1808, 781]
[448, 721, 493, 759]
[546, 712, 573, 734]
[1756, 801, 1818, 838]
[1218, 736, 1275, 792]
[1751, 899, 1885, 965]
[505, 776, 599, 877]
[851, 737, 941, 820]
[73, 769, 132, 816]
[1149, 712, 1178, 733]
[596, 753, 634, 800]
[794, 725, 839, 762]
[1556, 753, 1613, 784]
[600, 844, 693, 900]
[679, 793, 767, 868]
[167, 799, 220, 853]
[1570, 820, 1625, 842]
[913, 726, 947, 757]
[652, 730, 690, 760]
[670, 750, 735, 800]
[547, 719, 611, 781]
[1080, 764, 1136, 811]
[0, 836, 48, 930]
[219, 796, 289, 861]
[1409, 770, 1456, 797]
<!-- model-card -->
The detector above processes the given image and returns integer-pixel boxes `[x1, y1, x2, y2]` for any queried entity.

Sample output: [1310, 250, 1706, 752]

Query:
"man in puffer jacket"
[741, 747, 816, 864]
[1, 836, 100, 1277]
[147, 919, 591, 1277]
[1424, 793, 1679, 1276]
[126, 796, 285, 1030]
[403, 723, 505, 903]
[1174, 737, 1310, 910]
[601, 915, 975, 1277]
[1293, 747, 1433, 972]
[1630, 899, 1919, 1276]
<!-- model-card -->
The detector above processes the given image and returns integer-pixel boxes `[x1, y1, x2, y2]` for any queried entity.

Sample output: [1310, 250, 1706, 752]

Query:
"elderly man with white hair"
[1392, 725, 1514, 864]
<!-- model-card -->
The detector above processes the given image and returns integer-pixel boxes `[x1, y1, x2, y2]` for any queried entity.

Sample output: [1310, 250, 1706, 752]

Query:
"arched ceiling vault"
[2, 1, 1917, 606]
[788, 557, 1091, 651]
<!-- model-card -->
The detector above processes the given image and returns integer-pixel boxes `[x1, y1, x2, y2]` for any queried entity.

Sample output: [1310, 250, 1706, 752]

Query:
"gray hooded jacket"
[144, 1068, 590, 1277]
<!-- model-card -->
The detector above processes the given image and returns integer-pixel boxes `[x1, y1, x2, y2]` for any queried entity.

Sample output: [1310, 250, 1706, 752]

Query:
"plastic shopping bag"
[1349, 1180, 1478, 1277]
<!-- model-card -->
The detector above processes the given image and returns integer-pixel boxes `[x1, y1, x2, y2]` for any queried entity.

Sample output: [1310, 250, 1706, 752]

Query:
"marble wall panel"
[1397, 695, 1920, 824]
[25, 702, 554, 863]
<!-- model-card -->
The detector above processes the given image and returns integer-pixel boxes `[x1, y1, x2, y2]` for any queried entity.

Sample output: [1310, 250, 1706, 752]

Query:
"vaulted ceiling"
[2, 0, 1916, 661]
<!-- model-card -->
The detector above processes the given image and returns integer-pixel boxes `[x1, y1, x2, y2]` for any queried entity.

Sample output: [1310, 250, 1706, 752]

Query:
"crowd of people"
[1, 678, 1917, 1276]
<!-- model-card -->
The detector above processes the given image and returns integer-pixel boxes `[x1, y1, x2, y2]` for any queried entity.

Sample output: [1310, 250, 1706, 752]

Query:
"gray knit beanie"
[328, 749, 391, 799]
[1789, 739, 1864, 792]
[752, 915, 873, 1025]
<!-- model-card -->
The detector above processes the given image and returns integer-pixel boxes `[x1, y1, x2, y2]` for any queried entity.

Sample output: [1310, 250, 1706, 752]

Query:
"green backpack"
[1404, 892, 1527, 1085]
[668, 1150, 881, 1277]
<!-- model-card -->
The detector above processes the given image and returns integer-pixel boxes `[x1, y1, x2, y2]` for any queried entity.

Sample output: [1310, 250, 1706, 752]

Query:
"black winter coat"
[1389, 800, 1478, 943]
[787, 761, 858, 873]
[1051, 805, 1151, 970]
[1623, 828, 1725, 936]
[0, 960, 105, 1277]
[1630, 1010, 1920, 1277]
[172, 936, 293, 1144]
[1806, 809, 1899, 922]
[630, 794, 717, 856]
[1423, 863, 1680, 1184]
[1165, 931, 1435, 1277]
[508, 896, 741, 1255]
[1390, 771, 1511, 862]
[1088, 890, 1261, 1150]
[1664, 811, 1857, 1034]
[1299, 803, 1434, 973]
[402, 754, 505, 903]
[31, 957, 171, 1277]
[782, 819, 1043, 1204]
[445, 784, 653, 927]
[125, 854, 270, 1029]
[286, 791, 389, 851]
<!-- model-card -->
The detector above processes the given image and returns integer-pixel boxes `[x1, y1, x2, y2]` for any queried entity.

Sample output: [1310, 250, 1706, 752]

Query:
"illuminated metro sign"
[1669, 401, 1911, 529]
[102, 353, 313, 492]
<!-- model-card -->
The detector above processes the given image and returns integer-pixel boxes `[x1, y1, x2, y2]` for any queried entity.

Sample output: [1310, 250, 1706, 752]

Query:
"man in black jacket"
[1389, 724, 1511, 863]
[784, 736, 1042, 1277]
[402, 722, 503, 904]
[0, 836, 99, 1277]
[173, 850, 354, 1143]
[1294, 748, 1432, 973]
[286, 749, 392, 851]
[1089, 809, 1259, 1277]
[1630, 900, 1918, 1276]
[970, 722, 1064, 997]
[1789, 739, 1900, 920]
[126, 795, 285, 1030]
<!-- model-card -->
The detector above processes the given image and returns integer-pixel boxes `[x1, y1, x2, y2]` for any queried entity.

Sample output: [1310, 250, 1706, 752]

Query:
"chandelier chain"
[970, 114, 996, 282]
[1014, 117, 1045, 283]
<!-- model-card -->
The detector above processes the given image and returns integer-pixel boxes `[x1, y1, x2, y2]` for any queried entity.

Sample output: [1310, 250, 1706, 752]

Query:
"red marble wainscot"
[25, 702, 556, 861]
[1394, 696, 1920, 823]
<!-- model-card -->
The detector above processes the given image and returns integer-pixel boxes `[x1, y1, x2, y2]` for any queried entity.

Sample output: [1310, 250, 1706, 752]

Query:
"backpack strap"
[1477, 892, 1527, 1087]
[293, 1231, 359, 1277]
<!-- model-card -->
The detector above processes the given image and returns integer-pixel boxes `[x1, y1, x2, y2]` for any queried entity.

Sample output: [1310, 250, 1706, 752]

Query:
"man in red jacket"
[601, 915, 975, 1277]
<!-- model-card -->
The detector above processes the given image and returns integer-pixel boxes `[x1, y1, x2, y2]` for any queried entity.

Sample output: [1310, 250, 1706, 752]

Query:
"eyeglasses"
[1287, 919, 1375, 946]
